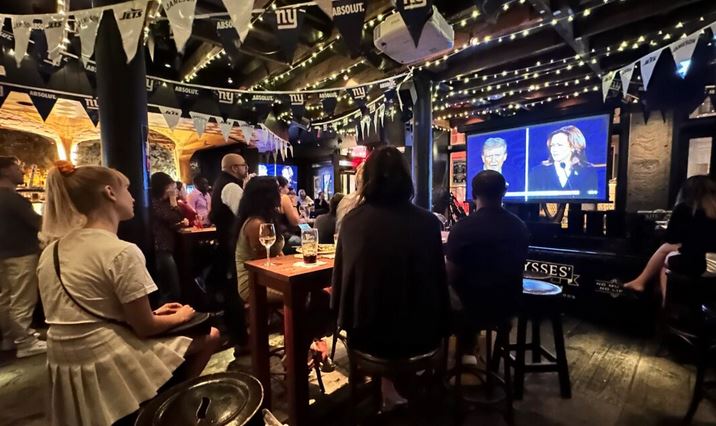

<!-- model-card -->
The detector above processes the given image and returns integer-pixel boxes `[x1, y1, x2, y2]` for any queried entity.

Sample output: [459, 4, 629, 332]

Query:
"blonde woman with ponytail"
[37, 161, 220, 426]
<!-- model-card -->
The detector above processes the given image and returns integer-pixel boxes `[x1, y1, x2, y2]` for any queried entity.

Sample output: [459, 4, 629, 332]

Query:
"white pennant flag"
[314, 0, 333, 18]
[42, 14, 66, 65]
[373, 107, 380, 133]
[669, 32, 700, 78]
[189, 111, 211, 137]
[216, 117, 236, 142]
[288, 144, 293, 158]
[113, 0, 148, 63]
[639, 48, 663, 90]
[147, 32, 156, 62]
[241, 125, 254, 143]
[163, 0, 197, 52]
[619, 62, 637, 98]
[221, 0, 253, 44]
[74, 9, 102, 67]
[378, 104, 386, 128]
[159, 106, 182, 130]
[601, 71, 617, 102]
[11, 16, 33, 67]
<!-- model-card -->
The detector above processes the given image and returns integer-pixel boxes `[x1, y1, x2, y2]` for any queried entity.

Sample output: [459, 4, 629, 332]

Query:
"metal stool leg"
[531, 317, 542, 363]
[514, 315, 528, 400]
[551, 313, 571, 398]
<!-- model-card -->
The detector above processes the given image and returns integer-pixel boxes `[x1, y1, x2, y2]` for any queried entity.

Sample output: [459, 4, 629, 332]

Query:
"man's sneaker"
[16, 339, 47, 358]
[0, 339, 15, 352]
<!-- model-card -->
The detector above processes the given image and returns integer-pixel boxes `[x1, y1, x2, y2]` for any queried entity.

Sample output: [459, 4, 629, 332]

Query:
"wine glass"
[259, 223, 276, 266]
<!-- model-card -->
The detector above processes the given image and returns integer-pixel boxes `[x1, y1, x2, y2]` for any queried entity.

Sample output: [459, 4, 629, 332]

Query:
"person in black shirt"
[0, 156, 46, 358]
[332, 146, 449, 409]
[313, 191, 330, 216]
[446, 170, 529, 365]
[624, 175, 716, 300]
[314, 193, 344, 244]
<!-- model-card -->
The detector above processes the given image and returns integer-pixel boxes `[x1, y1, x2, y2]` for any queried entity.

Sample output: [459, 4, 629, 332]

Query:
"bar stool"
[512, 278, 571, 399]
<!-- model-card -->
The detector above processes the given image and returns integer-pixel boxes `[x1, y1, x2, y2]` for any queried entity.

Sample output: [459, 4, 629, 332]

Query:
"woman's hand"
[180, 218, 190, 227]
[153, 302, 183, 316]
[174, 305, 196, 323]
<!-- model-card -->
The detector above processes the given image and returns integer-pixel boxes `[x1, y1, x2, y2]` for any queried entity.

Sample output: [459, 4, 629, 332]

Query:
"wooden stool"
[512, 279, 571, 399]
[448, 320, 514, 425]
[348, 345, 444, 422]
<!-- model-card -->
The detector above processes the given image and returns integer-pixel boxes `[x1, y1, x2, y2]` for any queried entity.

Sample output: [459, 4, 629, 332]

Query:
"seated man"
[446, 170, 529, 364]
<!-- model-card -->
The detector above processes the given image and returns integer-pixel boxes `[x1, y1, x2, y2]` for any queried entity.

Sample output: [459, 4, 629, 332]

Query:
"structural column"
[411, 72, 433, 210]
[94, 4, 152, 254]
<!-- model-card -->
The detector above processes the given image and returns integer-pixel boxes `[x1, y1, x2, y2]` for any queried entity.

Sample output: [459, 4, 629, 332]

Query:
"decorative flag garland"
[162, 0, 197, 53]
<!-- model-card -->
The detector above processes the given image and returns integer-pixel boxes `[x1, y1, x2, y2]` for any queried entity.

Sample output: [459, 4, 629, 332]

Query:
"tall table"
[245, 256, 334, 426]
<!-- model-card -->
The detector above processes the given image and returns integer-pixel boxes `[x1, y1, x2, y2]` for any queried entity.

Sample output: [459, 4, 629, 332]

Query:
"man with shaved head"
[209, 153, 252, 358]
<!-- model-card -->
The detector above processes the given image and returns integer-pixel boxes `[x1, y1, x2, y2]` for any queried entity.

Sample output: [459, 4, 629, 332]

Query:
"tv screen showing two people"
[467, 114, 610, 203]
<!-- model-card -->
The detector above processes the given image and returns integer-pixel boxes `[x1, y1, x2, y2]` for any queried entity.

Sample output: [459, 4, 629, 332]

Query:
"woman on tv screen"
[528, 125, 597, 197]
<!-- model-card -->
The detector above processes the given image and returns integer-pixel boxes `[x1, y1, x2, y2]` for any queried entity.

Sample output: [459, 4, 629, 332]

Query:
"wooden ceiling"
[2, 0, 715, 134]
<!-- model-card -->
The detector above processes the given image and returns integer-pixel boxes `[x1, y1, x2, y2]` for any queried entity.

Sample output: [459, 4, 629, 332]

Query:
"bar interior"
[0, 0, 716, 425]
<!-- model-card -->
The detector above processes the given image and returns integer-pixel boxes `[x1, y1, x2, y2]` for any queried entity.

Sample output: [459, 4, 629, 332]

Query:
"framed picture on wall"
[452, 159, 466, 185]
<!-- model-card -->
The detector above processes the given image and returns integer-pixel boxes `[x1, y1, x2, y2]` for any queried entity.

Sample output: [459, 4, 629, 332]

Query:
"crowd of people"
[2, 147, 716, 424]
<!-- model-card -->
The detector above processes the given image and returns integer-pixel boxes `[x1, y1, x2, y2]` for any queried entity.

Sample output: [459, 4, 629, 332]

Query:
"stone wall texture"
[626, 111, 673, 211]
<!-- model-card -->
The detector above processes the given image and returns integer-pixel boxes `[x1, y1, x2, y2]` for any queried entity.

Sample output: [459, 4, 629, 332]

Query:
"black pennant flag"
[332, 0, 367, 57]
[214, 18, 242, 68]
[173, 83, 201, 114]
[267, 8, 305, 64]
[397, 0, 433, 47]
[28, 89, 58, 121]
[213, 88, 237, 120]
[320, 91, 339, 115]
[349, 86, 367, 108]
[80, 96, 100, 126]
[251, 93, 275, 123]
[289, 93, 306, 121]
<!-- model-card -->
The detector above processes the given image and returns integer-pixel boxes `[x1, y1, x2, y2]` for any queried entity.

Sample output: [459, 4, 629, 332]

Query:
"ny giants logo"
[403, 0, 428, 10]
[84, 98, 99, 109]
[351, 87, 366, 99]
[290, 94, 304, 104]
[275, 8, 298, 30]
[217, 90, 234, 104]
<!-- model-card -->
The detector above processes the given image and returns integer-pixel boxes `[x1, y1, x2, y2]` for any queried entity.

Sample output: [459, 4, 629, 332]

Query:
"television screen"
[258, 163, 298, 190]
[466, 114, 610, 203]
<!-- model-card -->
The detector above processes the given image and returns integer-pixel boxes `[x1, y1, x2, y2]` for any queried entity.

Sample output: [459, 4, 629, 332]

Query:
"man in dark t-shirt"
[0, 156, 46, 358]
[446, 170, 529, 364]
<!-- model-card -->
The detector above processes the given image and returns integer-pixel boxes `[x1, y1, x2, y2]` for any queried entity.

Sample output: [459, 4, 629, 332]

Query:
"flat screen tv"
[258, 163, 298, 190]
[466, 114, 610, 203]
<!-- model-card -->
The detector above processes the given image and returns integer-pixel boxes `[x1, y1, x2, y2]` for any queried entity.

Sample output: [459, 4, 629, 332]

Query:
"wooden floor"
[0, 316, 714, 425]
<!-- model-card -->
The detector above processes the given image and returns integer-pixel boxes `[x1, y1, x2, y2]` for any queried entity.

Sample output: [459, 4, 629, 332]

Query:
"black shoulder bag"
[53, 241, 212, 337]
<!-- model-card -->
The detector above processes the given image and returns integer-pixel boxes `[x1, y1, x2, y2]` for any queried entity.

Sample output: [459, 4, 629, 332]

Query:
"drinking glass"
[301, 227, 319, 264]
[259, 223, 277, 266]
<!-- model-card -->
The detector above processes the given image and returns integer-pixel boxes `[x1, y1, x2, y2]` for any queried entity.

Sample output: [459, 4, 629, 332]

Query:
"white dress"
[37, 228, 192, 426]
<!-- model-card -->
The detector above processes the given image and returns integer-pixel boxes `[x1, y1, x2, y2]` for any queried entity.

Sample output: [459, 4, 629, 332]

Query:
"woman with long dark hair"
[234, 176, 284, 303]
[625, 175, 716, 300]
[331, 146, 449, 409]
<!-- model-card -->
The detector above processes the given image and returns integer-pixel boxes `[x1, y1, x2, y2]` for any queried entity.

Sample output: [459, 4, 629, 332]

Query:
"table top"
[245, 255, 334, 280]
[522, 278, 563, 296]
[178, 226, 217, 234]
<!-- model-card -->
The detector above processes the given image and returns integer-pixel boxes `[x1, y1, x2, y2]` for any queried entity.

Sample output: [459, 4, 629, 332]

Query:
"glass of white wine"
[259, 223, 276, 266]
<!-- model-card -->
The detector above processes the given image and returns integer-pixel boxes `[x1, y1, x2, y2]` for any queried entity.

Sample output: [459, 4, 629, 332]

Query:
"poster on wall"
[452, 159, 466, 185]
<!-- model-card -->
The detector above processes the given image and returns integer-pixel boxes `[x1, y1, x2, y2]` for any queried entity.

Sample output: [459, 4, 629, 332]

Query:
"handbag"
[53, 241, 212, 337]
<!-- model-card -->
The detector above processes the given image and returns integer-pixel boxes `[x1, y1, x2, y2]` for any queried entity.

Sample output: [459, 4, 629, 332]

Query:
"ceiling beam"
[526, 0, 601, 75]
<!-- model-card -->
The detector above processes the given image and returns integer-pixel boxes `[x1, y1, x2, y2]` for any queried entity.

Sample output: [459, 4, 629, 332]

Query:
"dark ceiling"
[2, 0, 716, 129]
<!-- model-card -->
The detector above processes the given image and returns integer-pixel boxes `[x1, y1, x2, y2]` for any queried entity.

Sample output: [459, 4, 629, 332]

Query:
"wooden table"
[245, 255, 334, 426]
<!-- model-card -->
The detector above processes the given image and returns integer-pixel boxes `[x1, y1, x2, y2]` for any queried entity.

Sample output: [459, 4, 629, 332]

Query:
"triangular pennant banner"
[29, 89, 58, 121]
[159, 105, 182, 130]
[11, 16, 33, 67]
[173, 83, 201, 113]
[42, 14, 65, 65]
[241, 125, 254, 143]
[80, 96, 100, 127]
[320, 91, 339, 115]
[216, 117, 235, 142]
[378, 103, 386, 128]
[163, 0, 197, 52]
[639, 48, 662, 90]
[315, 0, 333, 18]
[189, 111, 211, 136]
[331, 0, 367, 57]
[215, 18, 242, 68]
[74, 9, 102, 67]
[251, 93, 274, 123]
[396, 0, 433, 47]
[601, 71, 617, 102]
[113, 0, 148, 63]
[349, 86, 367, 108]
[267, 8, 305, 63]
[669, 32, 700, 79]
[221, 0, 253, 44]
[290, 93, 305, 121]
[619, 62, 636, 98]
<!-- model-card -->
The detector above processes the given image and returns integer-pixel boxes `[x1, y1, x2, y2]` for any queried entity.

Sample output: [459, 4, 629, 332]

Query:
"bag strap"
[53, 241, 128, 328]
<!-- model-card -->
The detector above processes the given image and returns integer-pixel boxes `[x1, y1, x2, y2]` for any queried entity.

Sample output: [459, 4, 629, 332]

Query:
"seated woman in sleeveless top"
[37, 161, 220, 426]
